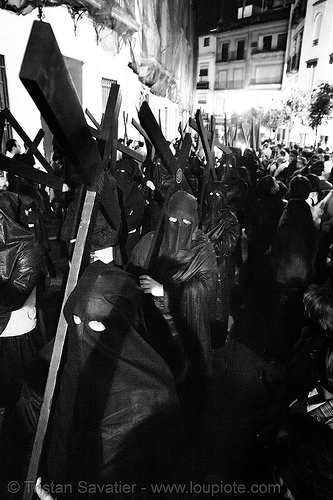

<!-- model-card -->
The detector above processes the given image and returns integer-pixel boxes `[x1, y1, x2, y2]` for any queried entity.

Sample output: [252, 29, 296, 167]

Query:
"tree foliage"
[284, 88, 311, 124]
[226, 83, 333, 137]
[308, 83, 333, 130]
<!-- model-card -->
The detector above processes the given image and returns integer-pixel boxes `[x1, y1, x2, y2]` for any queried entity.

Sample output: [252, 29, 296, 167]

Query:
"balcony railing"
[214, 80, 244, 90]
[228, 51, 245, 61]
[196, 81, 209, 89]
[251, 46, 286, 55]
[250, 77, 282, 85]
[216, 56, 228, 63]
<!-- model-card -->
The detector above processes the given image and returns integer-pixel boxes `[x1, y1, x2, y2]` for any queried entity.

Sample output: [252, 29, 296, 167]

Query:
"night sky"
[196, 0, 238, 34]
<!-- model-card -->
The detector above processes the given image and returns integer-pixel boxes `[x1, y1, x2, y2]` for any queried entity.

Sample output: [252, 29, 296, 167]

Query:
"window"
[277, 33, 287, 50]
[236, 40, 245, 60]
[233, 68, 244, 88]
[263, 36, 272, 51]
[306, 58, 318, 68]
[221, 42, 229, 62]
[217, 39, 229, 62]
[254, 65, 282, 84]
[306, 59, 317, 89]
[199, 68, 208, 78]
[204, 37, 210, 47]
[313, 12, 322, 46]
[238, 1, 253, 19]
[102, 77, 117, 112]
[216, 70, 227, 89]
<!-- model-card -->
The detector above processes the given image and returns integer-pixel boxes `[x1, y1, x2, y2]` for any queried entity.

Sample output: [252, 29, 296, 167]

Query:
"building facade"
[196, 1, 291, 131]
[196, 0, 333, 148]
[283, 0, 333, 147]
[0, 0, 197, 157]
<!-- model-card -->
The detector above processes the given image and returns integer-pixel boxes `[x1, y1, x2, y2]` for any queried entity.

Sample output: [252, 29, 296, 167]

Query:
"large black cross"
[86, 108, 146, 166]
[1, 107, 53, 174]
[190, 110, 232, 214]
[18, 20, 122, 499]
[0, 109, 68, 191]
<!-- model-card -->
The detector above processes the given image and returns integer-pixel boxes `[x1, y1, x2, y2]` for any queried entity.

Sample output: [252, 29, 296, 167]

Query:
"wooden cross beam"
[99, 84, 121, 164]
[116, 141, 145, 163]
[191, 110, 232, 214]
[0, 111, 68, 191]
[19, 21, 122, 500]
[85, 103, 146, 168]
[123, 110, 128, 144]
[132, 117, 155, 163]
[1, 107, 53, 175]
[139, 101, 191, 187]
[20, 21, 104, 191]
[0, 154, 65, 191]
[0, 112, 5, 148]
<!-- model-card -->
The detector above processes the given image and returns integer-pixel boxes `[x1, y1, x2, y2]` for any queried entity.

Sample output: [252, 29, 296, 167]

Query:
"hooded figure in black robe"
[46, 264, 183, 498]
[201, 180, 240, 348]
[128, 190, 217, 437]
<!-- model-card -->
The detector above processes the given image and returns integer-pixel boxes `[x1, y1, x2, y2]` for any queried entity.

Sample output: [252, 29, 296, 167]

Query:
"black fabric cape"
[46, 262, 183, 498]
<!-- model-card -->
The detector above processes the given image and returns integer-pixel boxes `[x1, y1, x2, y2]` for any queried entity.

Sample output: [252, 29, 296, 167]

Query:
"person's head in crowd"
[204, 181, 228, 215]
[296, 156, 307, 169]
[204, 176, 247, 215]
[310, 160, 325, 177]
[270, 413, 333, 500]
[237, 166, 251, 185]
[289, 149, 298, 165]
[302, 148, 312, 160]
[6, 138, 21, 156]
[222, 175, 248, 211]
[324, 154, 331, 162]
[289, 175, 311, 201]
[309, 154, 320, 166]
[256, 175, 279, 199]
[276, 180, 288, 201]
[163, 190, 199, 254]
[303, 284, 333, 337]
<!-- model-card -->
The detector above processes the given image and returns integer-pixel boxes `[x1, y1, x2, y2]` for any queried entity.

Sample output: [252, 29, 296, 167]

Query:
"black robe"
[46, 262, 183, 498]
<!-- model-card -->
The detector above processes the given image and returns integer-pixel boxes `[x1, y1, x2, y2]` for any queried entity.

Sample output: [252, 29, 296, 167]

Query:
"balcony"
[216, 56, 228, 63]
[251, 47, 285, 55]
[286, 52, 300, 73]
[250, 77, 282, 85]
[196, 81, 209, 89]
[228, 51, 245, 61]
[215, 80, 244, 90]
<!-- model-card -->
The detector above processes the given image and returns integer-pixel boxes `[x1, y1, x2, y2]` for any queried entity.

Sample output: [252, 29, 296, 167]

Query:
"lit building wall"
[297, 0, 333, 90]
[283, 0, 333, 147]
[195, 14, 289, 119]
[0, 4, 184, 157]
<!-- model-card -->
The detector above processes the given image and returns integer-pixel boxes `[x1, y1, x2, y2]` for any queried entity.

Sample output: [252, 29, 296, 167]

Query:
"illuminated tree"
[308, 83, 333, 145]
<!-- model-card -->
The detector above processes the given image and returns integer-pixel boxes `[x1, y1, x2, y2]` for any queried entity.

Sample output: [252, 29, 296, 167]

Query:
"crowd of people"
[0, 135, 333, 499]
